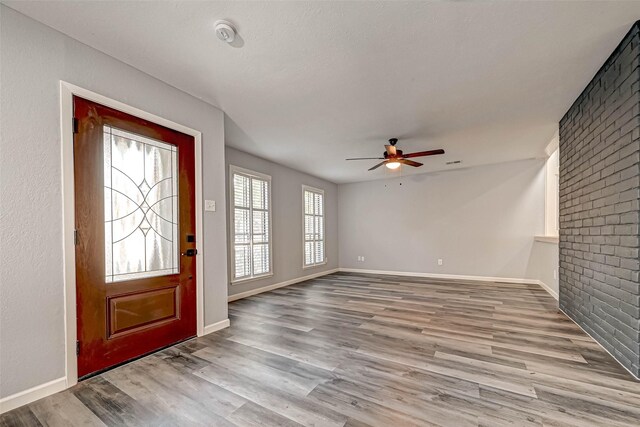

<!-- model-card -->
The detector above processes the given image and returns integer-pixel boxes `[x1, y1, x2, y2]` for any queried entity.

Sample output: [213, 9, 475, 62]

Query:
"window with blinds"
[230, 166, 272, 282]
[303, 186, 325, 267]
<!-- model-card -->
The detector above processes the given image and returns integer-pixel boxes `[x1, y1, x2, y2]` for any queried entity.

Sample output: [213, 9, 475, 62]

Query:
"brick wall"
[559, 22, 640, 378]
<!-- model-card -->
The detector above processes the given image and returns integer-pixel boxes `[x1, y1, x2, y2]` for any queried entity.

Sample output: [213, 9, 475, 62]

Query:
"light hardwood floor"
[2, 272, 639, 426]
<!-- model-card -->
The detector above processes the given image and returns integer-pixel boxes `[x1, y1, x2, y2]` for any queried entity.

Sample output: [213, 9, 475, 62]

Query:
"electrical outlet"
[357, 256, 365, 262]
[361, 256, 365, 262]
[437, 259, 443, 266]
[204, 200, 216, 212]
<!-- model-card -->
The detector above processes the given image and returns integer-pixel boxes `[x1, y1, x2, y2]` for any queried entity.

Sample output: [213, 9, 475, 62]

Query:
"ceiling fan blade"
[385, 145, 397, 156]
[368, 161, 387, 171]
[402, 149, 445, 159]
[346, 157, 385, 160]
[399, 159, 423, 167]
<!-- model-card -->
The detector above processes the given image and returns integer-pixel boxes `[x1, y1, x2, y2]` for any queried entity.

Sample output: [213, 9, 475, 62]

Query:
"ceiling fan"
[346, 138, 445, 171]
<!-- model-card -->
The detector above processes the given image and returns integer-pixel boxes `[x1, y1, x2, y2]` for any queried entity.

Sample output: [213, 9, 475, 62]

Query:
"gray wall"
[0, 6, 228, 398]
[225, 147, 338, 298]
[339, 159, 553, 284]
[559, 22, 640, 377]
[529, 241, 560, 297]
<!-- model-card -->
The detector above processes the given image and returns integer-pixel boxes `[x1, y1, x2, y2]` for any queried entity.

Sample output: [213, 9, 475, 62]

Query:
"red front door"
[73, 96, 197, 378]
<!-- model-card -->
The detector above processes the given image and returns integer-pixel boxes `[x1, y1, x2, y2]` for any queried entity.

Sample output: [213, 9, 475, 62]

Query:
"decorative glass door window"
[104, 125, 179, 282]
[303, 186, 325, 267]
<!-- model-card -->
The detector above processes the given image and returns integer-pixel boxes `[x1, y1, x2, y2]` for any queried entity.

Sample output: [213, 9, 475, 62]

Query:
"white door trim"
[59, 81, 205, 390]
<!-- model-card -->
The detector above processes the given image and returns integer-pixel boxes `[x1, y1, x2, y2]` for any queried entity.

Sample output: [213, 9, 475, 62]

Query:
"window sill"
[303, 260, 328, 270]
[534, 235, 559, 244]
[231, 272, 274, 285]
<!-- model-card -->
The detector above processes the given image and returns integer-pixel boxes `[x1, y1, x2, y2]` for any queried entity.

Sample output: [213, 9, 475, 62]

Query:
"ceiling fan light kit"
[346, 138, 445, 171]
[386, 161, 401, 170]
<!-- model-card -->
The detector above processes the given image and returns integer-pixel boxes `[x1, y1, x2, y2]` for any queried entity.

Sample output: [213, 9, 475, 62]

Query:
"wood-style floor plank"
[2, 272, 639, 426]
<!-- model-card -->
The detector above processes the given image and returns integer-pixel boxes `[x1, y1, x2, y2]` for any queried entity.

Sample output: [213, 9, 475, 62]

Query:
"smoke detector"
[214, 20, 236, 43]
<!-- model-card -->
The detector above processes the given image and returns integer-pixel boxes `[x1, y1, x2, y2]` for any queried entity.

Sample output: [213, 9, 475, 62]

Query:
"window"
[303, 186, 325, 267]
[230, 166, 272, 282]
[104, 125, 179, 283]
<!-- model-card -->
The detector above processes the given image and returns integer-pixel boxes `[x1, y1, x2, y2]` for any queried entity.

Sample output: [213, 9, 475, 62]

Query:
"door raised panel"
[107, 286, 179, 338]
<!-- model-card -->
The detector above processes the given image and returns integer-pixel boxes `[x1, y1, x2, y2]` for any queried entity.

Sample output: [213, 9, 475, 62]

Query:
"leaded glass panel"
[104, 126, 179, 283]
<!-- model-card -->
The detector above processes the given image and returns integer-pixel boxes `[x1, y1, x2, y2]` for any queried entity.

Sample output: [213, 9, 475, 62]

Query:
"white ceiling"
[5, 1, 640, 183]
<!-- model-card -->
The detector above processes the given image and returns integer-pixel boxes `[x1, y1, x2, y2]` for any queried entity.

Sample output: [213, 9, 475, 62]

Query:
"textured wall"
[338, 159, 550, 283]
[529, 241, 560, 298]
[225, 147, 339, 298]
[559, 22, 640, 377]
[0, 6, 228, 398]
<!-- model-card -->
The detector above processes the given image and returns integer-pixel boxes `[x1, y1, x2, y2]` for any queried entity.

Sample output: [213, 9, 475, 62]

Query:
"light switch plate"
[204, 200, 216, 212]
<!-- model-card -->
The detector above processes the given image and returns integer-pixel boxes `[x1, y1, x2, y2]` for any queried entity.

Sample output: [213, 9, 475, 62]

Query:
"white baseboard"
[228, 268, 339, 302]
[559, 307, 640, 381]
[0, 377, 67, 414]
[536, 279, 559, 300]
[202, 319, 230, 336]
[339, 268, 559, 300]
[338, 267, 540, 285]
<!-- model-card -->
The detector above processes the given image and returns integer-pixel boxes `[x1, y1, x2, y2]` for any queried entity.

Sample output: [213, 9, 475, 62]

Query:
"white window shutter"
[232, 169, 271, 281]
[303, 187, 325, 267]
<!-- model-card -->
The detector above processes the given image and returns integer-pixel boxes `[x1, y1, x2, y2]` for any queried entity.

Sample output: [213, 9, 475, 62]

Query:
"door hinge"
[76, 340, 80, 356]
[74, 230, 78, 246]
[73, 118, 79, 134]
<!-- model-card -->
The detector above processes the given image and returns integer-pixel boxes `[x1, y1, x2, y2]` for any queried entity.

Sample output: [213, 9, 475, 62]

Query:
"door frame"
[60, 81, 205, 388]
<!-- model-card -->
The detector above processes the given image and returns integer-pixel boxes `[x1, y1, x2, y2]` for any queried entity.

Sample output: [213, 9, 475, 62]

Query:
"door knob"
[181, 249, 198, 257]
